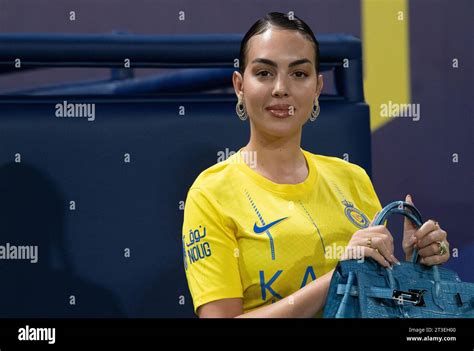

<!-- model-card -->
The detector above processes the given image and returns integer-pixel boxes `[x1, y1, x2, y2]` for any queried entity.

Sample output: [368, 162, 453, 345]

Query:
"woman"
[182, 12, 450, 318]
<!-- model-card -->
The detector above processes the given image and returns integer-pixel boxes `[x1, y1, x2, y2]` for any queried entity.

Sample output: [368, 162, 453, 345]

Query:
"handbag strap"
[372, 200, 423, 263]
[371, 201, 442, 299]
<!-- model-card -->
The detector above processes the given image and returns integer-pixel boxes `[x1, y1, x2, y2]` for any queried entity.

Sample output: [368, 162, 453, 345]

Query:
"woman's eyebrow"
[251, 58, 312, 67]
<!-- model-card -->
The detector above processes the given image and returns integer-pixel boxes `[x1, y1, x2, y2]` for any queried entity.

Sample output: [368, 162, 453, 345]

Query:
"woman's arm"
[198, 268, 335, 318]
[198, 213, 398, 318]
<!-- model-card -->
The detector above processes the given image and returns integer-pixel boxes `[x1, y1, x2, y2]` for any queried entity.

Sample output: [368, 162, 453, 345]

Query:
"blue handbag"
[323, 201, 474, 318]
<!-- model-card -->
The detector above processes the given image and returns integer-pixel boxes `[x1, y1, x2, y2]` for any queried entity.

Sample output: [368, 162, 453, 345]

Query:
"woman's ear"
[315, 73, 324, 98]
[232, 71, 244, 99]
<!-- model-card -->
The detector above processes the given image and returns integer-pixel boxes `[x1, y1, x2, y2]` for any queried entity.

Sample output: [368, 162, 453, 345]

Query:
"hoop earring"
[236, 99, 247, 121]
[310, 99, 320, 121]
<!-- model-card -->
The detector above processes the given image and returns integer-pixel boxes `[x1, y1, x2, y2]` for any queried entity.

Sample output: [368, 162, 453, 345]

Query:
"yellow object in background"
[362, 0, 411, 131]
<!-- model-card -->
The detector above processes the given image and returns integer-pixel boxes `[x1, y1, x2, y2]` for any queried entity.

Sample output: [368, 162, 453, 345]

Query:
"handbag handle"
[371, 200, 423, 264]
[371, 200, 443, 300]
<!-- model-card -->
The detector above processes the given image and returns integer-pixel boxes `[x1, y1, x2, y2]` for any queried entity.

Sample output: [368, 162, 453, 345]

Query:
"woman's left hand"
[402, 194, 450, 266]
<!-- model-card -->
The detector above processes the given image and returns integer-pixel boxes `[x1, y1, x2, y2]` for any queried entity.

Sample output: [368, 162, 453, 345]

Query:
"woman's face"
[233, 27, 323, 140]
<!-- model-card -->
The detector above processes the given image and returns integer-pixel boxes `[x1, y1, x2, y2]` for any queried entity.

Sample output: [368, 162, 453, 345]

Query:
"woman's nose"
[272, 75, 289, 97]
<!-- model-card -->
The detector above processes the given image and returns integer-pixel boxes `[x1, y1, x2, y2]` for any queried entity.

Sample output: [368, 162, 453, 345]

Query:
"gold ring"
[367, 237, 373, 249]
[437, 241, 447, 256]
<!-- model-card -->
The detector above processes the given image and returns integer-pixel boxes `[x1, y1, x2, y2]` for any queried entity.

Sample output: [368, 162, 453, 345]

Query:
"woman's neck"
[242, 130, 308, 184]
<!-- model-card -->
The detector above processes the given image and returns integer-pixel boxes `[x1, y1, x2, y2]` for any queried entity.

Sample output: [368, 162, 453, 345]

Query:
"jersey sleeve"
[356, 168, 383, 222]
[182, 187, 243, 314]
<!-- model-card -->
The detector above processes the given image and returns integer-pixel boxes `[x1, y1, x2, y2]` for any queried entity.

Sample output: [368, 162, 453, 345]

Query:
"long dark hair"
[239, 12, 320, 75]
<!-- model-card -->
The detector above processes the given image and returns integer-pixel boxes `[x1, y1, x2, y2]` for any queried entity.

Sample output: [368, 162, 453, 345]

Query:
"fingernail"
[391, 255, 401, 265]
[407, 236, 416, 245]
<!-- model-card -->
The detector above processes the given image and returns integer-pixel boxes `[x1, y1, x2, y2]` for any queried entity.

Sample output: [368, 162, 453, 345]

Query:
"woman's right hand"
[341, 212, 401, 268]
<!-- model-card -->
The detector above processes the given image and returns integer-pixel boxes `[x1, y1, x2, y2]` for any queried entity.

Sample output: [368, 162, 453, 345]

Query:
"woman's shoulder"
[304, 150, 369, 179]
[188, 152, 240, 195]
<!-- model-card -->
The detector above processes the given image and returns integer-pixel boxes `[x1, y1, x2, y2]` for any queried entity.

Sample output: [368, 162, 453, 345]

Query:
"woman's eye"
[256, 71, 307, 78]
[256, 71, 271, 77]
[294, 72, 308, 78]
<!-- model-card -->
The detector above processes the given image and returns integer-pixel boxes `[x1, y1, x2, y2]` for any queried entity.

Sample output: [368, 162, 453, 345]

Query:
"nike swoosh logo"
[253, 217, 288, 234]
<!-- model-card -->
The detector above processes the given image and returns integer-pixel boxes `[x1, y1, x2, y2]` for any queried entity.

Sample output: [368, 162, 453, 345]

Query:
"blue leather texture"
[323, 201, 474, 318]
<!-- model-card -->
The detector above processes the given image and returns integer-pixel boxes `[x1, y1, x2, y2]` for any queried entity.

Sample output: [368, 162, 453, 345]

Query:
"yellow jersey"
[182, 148, 382, 315]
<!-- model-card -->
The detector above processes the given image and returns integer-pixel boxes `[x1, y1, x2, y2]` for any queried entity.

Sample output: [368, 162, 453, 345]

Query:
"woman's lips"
[266, 105, 294, 118]
[267, 109, 292, 118]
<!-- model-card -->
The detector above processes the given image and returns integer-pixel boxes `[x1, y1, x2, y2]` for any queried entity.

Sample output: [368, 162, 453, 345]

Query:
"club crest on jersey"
[342, 200, 369, 228]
